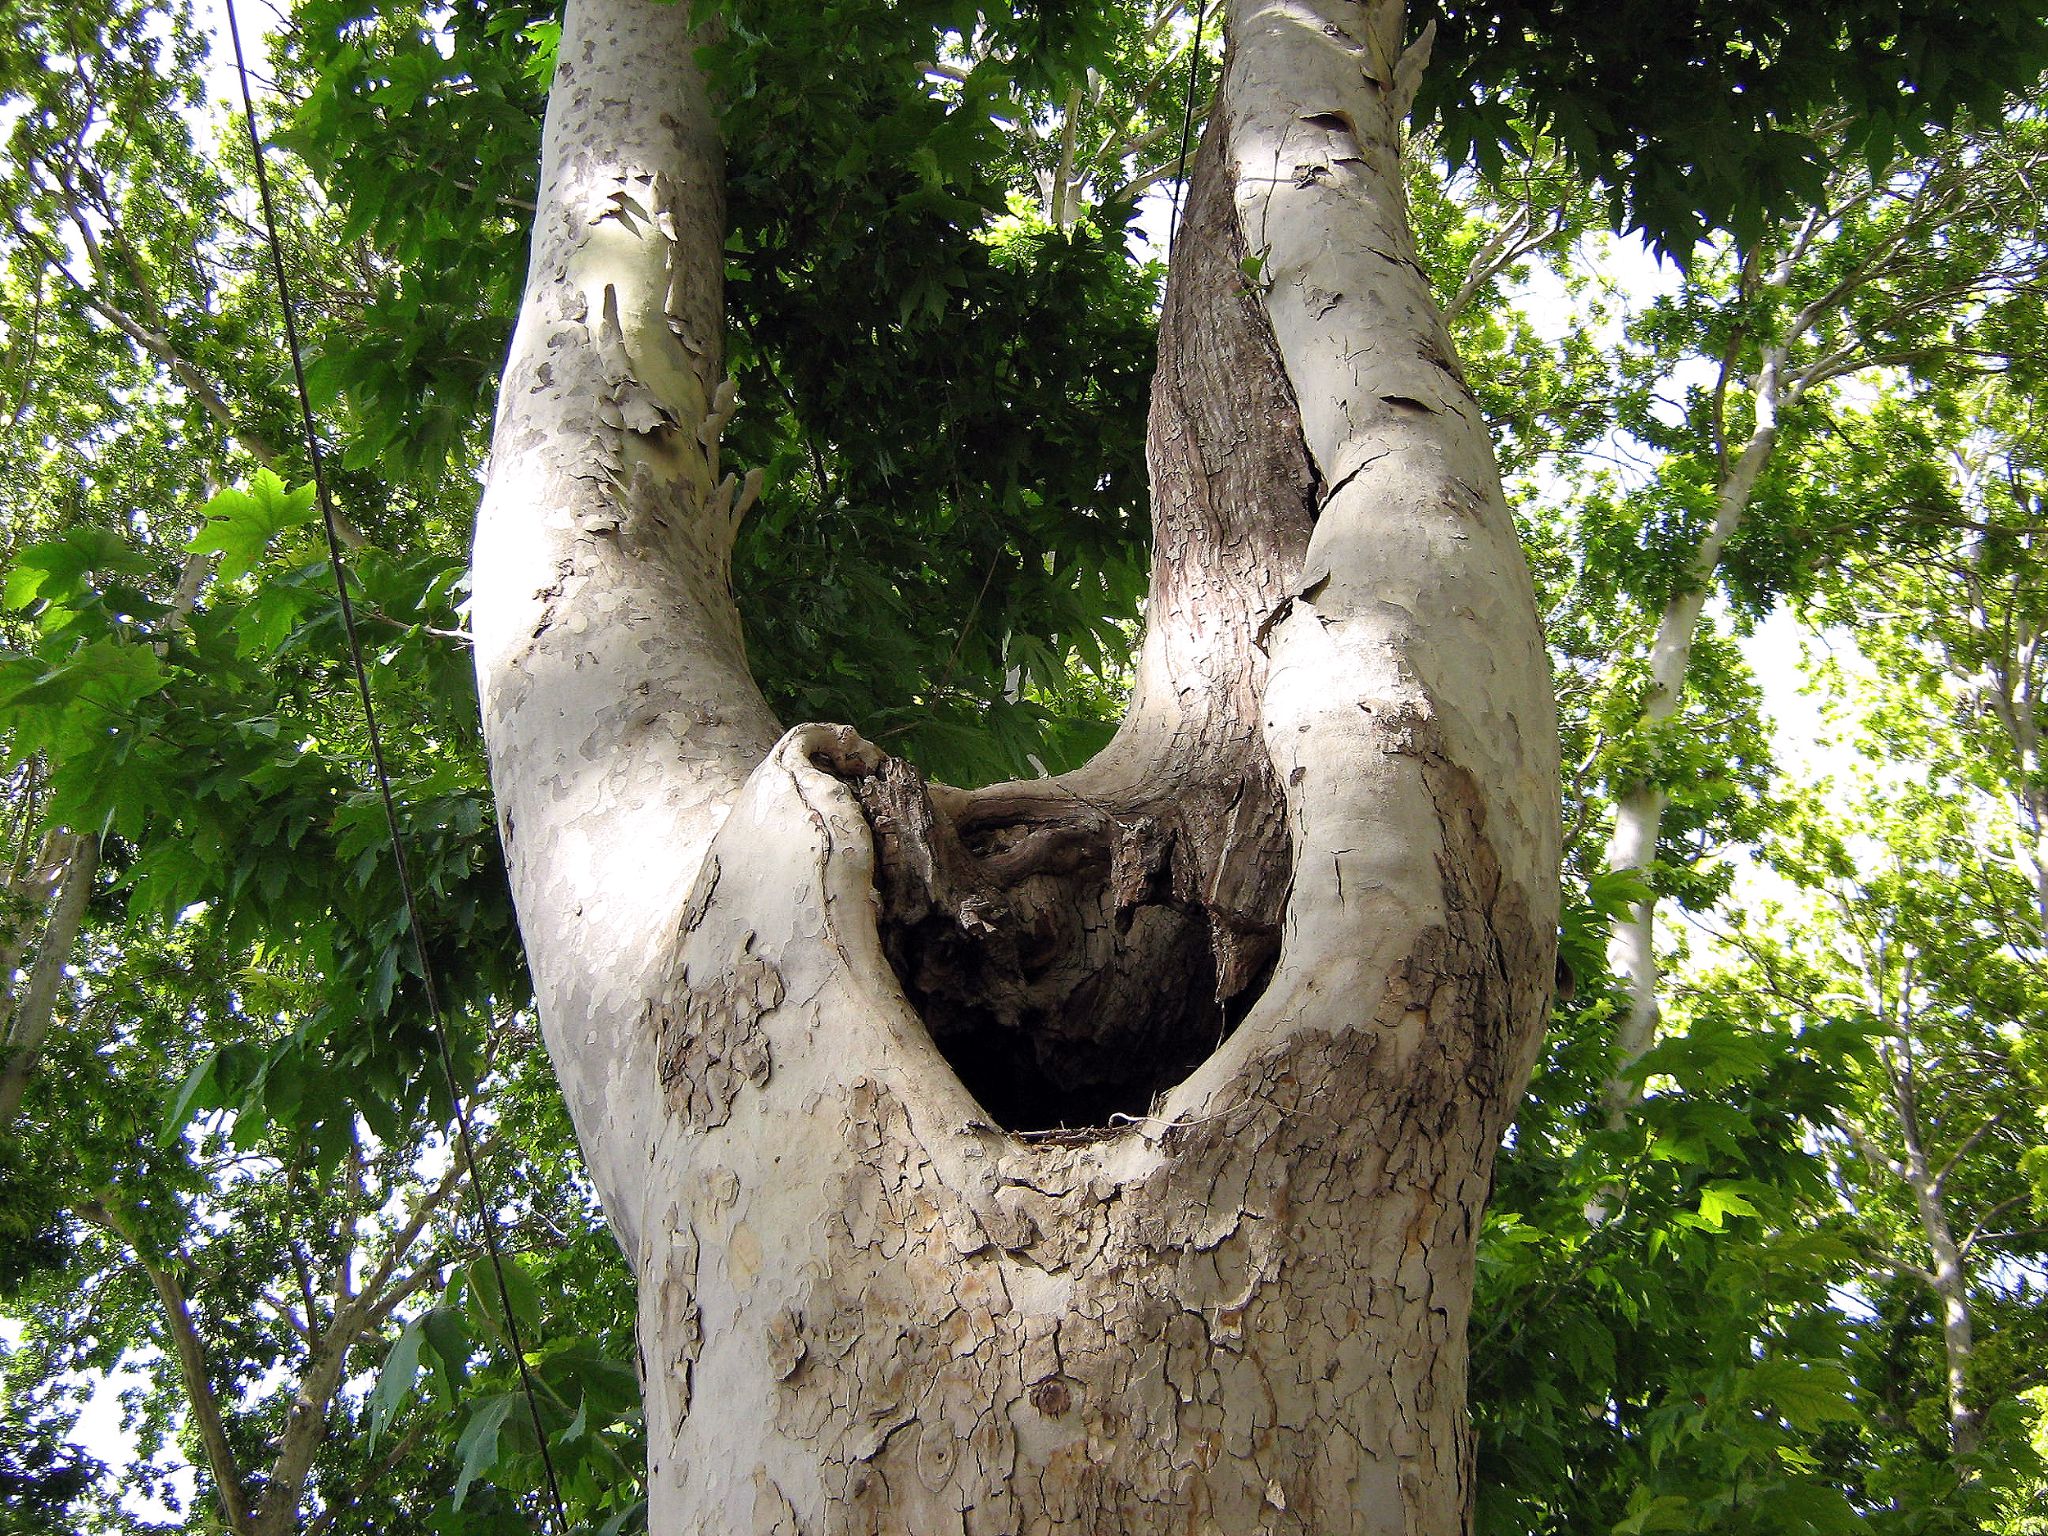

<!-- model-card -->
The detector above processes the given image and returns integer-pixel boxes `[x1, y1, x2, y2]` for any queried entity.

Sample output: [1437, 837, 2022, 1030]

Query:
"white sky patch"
[1740, 607, 1876, 792]
[184, 0, 275, 115]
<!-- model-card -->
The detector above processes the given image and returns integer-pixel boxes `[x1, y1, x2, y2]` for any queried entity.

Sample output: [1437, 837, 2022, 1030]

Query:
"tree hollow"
[827, 108, 1316, 1132]
[833, 752, 1278, 1129]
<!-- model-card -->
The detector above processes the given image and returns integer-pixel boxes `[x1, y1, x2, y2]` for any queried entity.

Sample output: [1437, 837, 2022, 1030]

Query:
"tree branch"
[78, 1202, 256, 1536]
[1959, 1193, 2030, 1256]
[0, 830, 99, 1123]
[1931, 1110, 2004, 1197]
[353, 1125, 493, 1307]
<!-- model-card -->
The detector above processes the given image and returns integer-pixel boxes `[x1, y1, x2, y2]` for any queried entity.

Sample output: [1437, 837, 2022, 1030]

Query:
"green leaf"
[368, 1316, 428, 1445]
[1746, 1359, 1859, 1432]
[0, 640, 165, 715]
[451, 1391, 518, 1508]
[186, 471, 321, 580]
[1587, 864, 1656, 914]
[1747, 1479, 1861, 1534]
[161, 1050, 222, 1140]
[3, 528, 149, 611]
[1612, 1493, 1694, 1534]
[464, 1252, 542, 1338]
[421, 1305, 473, 1396]
[1694, 1183, 1761, 1229]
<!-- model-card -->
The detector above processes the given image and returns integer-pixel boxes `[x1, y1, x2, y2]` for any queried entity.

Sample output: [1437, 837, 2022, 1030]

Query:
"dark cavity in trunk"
[831, 753, 1282, 1130]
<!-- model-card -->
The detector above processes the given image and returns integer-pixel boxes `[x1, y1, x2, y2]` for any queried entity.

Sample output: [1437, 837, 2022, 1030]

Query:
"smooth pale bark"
[1860, 1007, 1986, 1462]
[1903, 1149, 1982, 1459]
[475, 0, 1558, 1530]
[0, 829, 98, 1123]
[472, 0, 782, 1246]
[1600, 345, 1781, 1119]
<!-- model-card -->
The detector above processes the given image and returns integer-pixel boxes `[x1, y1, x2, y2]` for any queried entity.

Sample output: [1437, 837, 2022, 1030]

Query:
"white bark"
[471, 0, 781, 1247]
[1600, 348, 1780, 1113]
[1904, 1149, 1981, 1460]
[0, 828, 99, 1124]
[475, 1, 1559, 1530]
[1870, 1015, 1984, 1461]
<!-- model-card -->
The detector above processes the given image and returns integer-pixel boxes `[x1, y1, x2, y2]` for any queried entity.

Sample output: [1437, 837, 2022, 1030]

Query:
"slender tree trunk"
[474, 1, 1559, 1530]
[0, 828, 99, 1123]
[1600, 359, 1779, 1117]
[80, 1204, 257, 1536]
[1906, 1163, 1981, 1460]
[1882, 1062, 1983, 1461]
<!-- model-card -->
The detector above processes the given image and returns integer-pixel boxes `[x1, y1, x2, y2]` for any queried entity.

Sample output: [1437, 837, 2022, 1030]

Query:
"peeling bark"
[472, 0, 781, 1241]
[474, 0, 1559, 1530]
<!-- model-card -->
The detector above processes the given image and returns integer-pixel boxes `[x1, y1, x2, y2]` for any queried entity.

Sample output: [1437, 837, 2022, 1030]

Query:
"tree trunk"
[472, 1, 1559, 1530]
[0, 828, 99, 1124]
[1907, 1163, 1982, 1460]
[1600, 360, 1778, 1119]
[1885, 1068, 1983, 1462]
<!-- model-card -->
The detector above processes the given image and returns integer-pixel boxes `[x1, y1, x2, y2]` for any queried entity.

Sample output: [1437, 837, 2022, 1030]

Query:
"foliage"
[1414, 0, 2048, 256]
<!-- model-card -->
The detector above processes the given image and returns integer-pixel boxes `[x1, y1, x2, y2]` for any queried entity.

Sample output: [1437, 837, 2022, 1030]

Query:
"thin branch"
[300, 1417, 431, 1536]
[353, 1126, 496, 1307]
[1960, 1193, 2030, 1255]
[256, 1288, 317, 1348]
[1931, 1110, 2005, 1196]
[13, 216, 285, 472]
[1843, 1116, 1909, 1181]
[0, 832, 100, 1124]
[11, 216, 369, 547]
[78, 1202, 256, 1536]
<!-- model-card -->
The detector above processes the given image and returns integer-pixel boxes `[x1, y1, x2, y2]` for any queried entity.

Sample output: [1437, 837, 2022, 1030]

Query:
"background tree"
[1580, 114, 2048, 1115]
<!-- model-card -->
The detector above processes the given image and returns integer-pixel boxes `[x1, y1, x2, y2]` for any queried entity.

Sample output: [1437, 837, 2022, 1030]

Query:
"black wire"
[219, 5, 572, 1530]
[1165, 0, 1211, 254]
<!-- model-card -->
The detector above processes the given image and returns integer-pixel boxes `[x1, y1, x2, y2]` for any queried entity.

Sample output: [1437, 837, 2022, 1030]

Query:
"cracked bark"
[474, 1, 1559, 1531]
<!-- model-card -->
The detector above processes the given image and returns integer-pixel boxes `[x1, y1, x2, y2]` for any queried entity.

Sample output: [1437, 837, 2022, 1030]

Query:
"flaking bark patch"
[656, 946, 786, 1128]
[627, 706, 1551, 1534]
[748, 753, 1545, 1535]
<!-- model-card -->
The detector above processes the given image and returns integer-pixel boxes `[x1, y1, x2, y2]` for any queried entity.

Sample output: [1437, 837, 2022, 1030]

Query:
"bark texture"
[472, 0, 781, 1244]
[0, 828, 97, 1122]
[474, 1, 1560, 1531]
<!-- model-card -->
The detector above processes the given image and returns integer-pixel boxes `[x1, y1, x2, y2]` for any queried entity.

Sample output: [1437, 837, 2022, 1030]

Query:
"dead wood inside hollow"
[831, 752, 1283, 1129]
